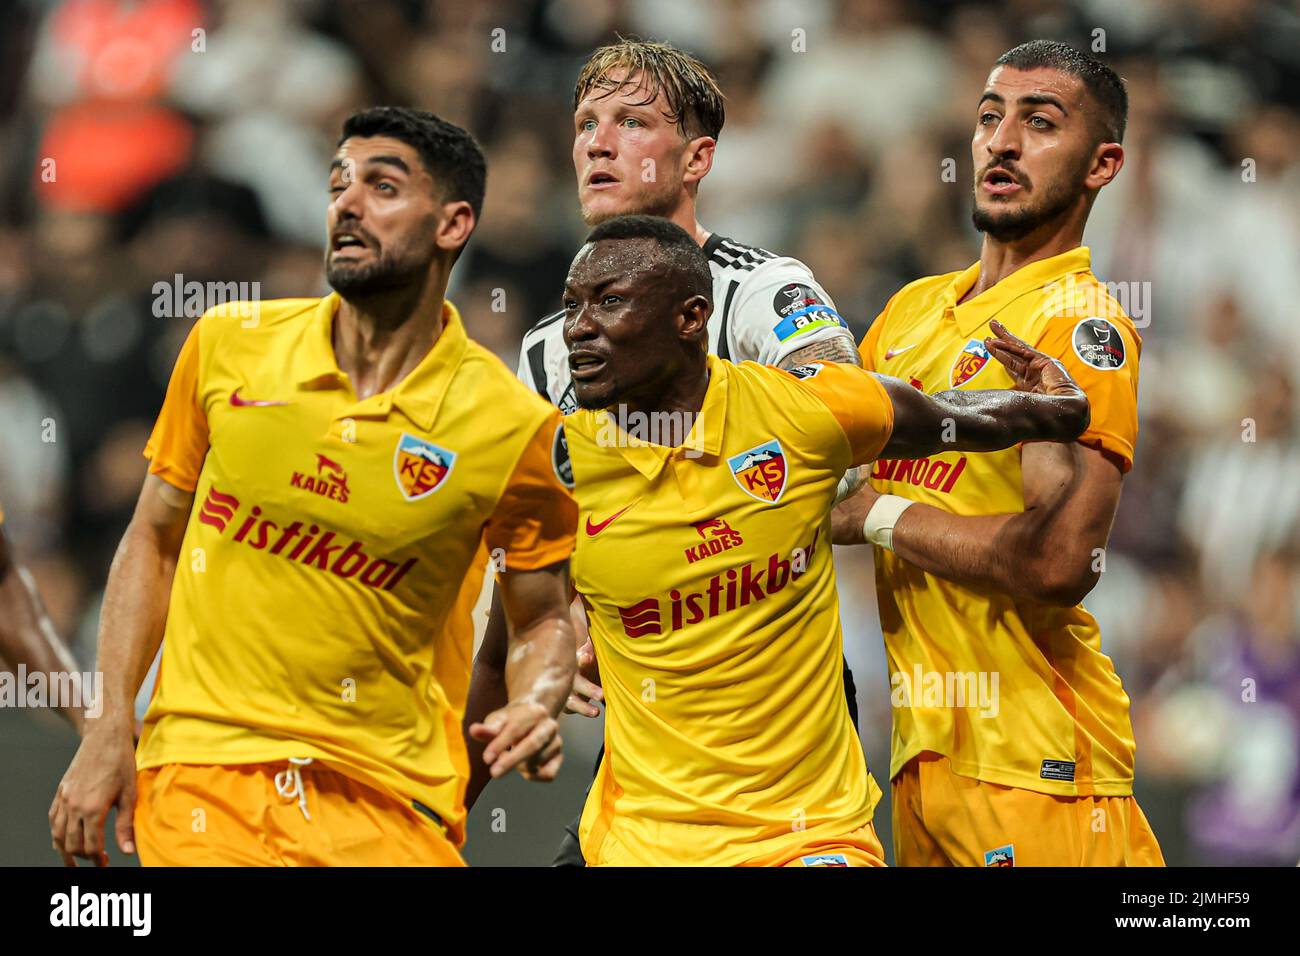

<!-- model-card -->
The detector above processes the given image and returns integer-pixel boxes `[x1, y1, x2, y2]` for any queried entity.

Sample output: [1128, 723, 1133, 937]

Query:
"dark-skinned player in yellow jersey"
[473, 214, 1094, 866]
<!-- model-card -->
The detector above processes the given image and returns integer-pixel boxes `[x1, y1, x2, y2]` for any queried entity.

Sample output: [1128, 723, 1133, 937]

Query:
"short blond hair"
[573, 38, 725, 141]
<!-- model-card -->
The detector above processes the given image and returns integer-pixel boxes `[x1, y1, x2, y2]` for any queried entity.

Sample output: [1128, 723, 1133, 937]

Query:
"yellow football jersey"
[568, 355, 894, 866]
[859, 246, 1141, 797]
[137, 294, 577, 844]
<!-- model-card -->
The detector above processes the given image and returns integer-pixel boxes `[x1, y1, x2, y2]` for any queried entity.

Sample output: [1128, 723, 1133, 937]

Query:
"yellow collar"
[945, 246, 1093, 338]
[597, 354, 730, 480]
[292, 293, 468, 430]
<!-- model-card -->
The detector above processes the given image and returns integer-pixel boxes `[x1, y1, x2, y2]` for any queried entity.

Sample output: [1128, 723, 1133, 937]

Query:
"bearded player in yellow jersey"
[48, 108, 579, 867]
[834, 41, 1163, 866]
[469, 214, 1093, 866]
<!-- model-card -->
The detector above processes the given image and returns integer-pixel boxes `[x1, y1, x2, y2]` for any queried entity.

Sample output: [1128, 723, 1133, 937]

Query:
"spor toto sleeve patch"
[772, 282, 843, 342]
[1072, 317, 1126, 370]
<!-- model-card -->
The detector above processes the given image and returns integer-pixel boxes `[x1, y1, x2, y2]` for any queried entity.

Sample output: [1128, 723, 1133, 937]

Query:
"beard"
[971, 165, 1085, 242]
[325, 246, 429, 297]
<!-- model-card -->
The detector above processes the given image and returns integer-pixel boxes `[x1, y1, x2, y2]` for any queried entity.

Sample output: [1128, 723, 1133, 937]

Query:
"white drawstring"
[274, 757, 315, 820]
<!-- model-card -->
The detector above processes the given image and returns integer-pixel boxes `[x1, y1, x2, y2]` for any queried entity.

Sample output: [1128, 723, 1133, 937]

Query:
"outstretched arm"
[833, 321, 1120, 606]
[780, 333, 869, 503]
[876, 321, 1089, 460]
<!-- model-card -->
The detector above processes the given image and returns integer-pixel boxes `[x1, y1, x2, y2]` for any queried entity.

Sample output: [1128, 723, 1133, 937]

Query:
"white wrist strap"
[863, 495, 914, 551]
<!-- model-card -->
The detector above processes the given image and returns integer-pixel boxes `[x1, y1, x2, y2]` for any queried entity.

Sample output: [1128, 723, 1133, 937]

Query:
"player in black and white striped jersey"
[517, 40, 860, 413]
[464, 38, 864, 865]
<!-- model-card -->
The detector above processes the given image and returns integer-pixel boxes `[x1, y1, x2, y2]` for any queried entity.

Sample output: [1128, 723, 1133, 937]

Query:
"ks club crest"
[950, 339, 991, 388]
[727, 439, 787, 503]
[394, 434, 456, 501]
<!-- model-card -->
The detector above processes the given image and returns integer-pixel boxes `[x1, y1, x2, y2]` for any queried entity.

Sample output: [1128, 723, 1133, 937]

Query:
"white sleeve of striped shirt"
[515, 334, 537, 389]
[728, 258, 855, 367]
[515, 313, 571, 409]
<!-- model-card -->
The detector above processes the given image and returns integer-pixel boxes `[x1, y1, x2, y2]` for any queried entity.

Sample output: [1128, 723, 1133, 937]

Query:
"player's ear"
[1084, 141, 1123, 192]
[678, 293, 711, 341]
[435, 200, 476, 256]
[682, 136, 715, 188]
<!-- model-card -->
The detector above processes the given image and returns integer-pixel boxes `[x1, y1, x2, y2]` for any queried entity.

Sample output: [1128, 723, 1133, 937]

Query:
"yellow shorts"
[135, 761, 465, 867]
[892, 752, 1165, 867]
[756, 822, 887, 867]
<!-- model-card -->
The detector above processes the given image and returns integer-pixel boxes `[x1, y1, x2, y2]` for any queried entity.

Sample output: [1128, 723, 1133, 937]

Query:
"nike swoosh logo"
[883, 344, 918, 360]
[585, 503, 636, 536]
[230, 388, 288, 408]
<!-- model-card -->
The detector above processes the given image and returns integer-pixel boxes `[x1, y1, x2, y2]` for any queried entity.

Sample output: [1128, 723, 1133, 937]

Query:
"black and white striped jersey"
[516, 233, 852, 412]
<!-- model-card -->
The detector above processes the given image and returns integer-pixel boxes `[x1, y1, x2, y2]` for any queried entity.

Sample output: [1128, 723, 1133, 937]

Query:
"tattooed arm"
[778, 331, 863, 370]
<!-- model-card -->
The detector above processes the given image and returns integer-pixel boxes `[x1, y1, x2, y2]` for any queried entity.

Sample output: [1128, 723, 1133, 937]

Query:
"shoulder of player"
[723, 361, 864, 455]
[719, 245, 842, 332]
[726, 249, 825, 292]
[458, 339, 559, 418]
[1027, 271, 1140, 341]
[867, 271, 964, 332]
[859, 271, 965, 356]
[199, 296, 319, 330]
[703, 234, 785, 276]
[193, 296, 320, 348]
[727, 358, 854, 405]
[192, 297, 323, 371]
[1008, 273, 1140, 375]
[560, 408, 602, 442]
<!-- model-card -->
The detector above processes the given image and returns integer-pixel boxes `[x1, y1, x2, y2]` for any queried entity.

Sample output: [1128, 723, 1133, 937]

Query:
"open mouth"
[982, 169, 1022, 195]
[587, 171, 619, 189]
[331, 232, 369, 253]
[569, 351, 607, 380]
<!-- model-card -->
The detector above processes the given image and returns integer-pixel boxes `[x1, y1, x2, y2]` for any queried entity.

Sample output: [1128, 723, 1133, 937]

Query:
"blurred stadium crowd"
[0, 0, 1298, 865]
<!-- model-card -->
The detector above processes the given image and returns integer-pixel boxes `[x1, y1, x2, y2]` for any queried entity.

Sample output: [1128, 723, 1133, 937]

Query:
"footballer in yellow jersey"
[835, 41, 1163, 866]
[50, 108, 579, 867]
[520, 214, 1092, 866]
